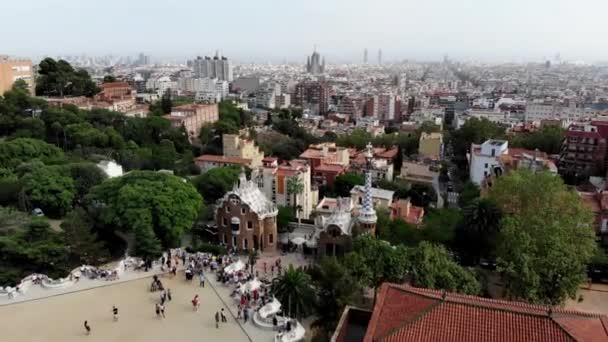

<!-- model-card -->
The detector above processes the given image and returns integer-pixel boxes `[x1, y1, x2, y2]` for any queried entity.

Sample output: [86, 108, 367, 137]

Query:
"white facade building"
[254, 158, 318, 219]
[468, 140, 509, 185]
[525, 101, 585, 122]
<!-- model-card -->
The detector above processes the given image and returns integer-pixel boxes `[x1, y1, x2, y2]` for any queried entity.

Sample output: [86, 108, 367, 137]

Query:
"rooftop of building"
[217, 173, 277, 219]
[351, 185, 395, 202]
[194, 155, 251, 165]
[363, 283, 608, 342]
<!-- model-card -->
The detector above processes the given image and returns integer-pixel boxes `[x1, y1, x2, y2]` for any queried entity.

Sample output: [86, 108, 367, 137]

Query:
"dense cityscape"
[3, 1, 608, 341]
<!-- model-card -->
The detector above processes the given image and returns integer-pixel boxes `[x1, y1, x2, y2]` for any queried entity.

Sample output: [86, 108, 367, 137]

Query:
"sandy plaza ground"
[0, 273, 261, 342]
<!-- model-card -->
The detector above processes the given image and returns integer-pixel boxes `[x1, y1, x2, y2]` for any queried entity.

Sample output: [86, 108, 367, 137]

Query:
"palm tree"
[271, 264, 315, 319]
[286, 176, 304, 213]
[458, 198, 502, 265]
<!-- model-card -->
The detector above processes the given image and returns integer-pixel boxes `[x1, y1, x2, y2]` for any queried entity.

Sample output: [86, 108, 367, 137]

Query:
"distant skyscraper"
[363, 48, 368, 64]
[190, 52, 233, 81]
[137, 53, 150, 66]
[378, 49, 382, 65]
[306, 48, 325, 75]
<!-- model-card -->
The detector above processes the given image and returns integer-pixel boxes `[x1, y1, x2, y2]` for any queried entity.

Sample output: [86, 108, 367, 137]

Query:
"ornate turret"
[358, 142, 377, 235]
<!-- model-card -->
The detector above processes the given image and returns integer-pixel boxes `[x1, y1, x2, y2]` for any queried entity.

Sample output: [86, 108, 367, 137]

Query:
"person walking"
[199, 272, 205, 287]
[112, 305, 119, 321]
[155, 303, 161, 318]
[160, 304, 166, 318]
[237, 305, 242, 320]
[192, 295, 200, 311]
[84, 320, 91, 335]
[215, 311, 220, 329]
[220, 308, 227, 322]
[167, 288, 172, 302]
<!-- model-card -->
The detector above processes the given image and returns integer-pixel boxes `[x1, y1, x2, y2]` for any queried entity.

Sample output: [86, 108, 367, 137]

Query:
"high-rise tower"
[357, 142, 378, 235]
[378, 49, 382, 65]
[363, 48, 368, 64]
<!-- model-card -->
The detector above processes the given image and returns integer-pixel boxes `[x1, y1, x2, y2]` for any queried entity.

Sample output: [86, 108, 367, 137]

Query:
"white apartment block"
[254, 158, 318, 219]
[525, 101, 585, 122]
[468, 140, 508, 185]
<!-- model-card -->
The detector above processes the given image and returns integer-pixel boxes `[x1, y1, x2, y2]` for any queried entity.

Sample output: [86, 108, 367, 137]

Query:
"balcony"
[230, 217, 240, 235]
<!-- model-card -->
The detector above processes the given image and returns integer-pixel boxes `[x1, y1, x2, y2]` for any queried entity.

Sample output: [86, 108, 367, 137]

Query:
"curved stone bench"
[41, 278, 75, 289]
[254, 312, 289, 331]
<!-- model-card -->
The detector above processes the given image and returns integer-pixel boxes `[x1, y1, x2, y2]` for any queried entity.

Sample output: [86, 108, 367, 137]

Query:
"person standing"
[199, 272, 205, 287]
[220, 308, 227, 322]
[167, 288, 172, 302]
[160, 304, 166, 318]
[155, 303, 161, 318]
[112, 305, 119, 321]
[215, 311, 220, 329]
[84, 320, 91, 335]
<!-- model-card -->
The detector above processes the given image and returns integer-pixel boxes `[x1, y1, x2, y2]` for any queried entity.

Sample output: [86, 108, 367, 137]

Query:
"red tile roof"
[364, 283, 608, 342]
[101, 82, 130, 89]
[194, 155, 251, 165]
[315, 163, 347, 173]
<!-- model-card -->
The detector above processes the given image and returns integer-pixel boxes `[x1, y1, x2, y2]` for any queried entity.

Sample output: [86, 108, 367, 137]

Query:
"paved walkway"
[0, 262, 166, 306]
[0, 273, 253, 342]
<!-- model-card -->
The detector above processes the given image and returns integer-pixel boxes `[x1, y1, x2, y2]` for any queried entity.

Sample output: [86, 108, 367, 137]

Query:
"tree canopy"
[0, 138, 64, 170]
[36, 58, 99, 97]
[408, 242, 481, 295]
[489, 170, 596, 305]
[191, 166, 241, 204]
[86, 171, 202, 258]
[22, 165, 76, 217]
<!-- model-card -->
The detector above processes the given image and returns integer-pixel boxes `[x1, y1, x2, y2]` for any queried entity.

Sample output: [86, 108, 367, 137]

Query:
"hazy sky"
[2, 0, 607, 63]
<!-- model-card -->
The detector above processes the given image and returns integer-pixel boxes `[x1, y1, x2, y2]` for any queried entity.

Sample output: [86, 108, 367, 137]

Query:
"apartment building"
[254, 158, 319, 219]
[558, 121, 608, 178]
[0, 55, 34, 94]
[165, 103, 218, 140]
[293, 81, 330, 115]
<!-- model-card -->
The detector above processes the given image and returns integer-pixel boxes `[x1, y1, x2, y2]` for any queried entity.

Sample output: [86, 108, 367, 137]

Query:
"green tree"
[334, 172, 365, 197]
[36, 58, 99, 97]
[458, 181, 480, 207]
[61, 208, 109, 265]
[310, 257, 362, 333]
[286, 176, 305, 213]
[86, 171, 202, 255]
[489, 170, 596, 305]
[345, 235, 408, 303]
[420, 208, 462, 246]
[277, 206, 295, 233]
[152, 139, 178, 170]
[160, 89, 172, 114]
[191, 166, 241, 204]
[408, 242, 481, 295]
[102, 75, 117, 83]
[456, 199, 502, 265]
[509, 126, 565, 155]
[23, 165, 75, 217]
[450, 117, 506, 159]
[271, 265, 315, 318]
[0, 138, 64, 170]
[63, 162, 107, 203]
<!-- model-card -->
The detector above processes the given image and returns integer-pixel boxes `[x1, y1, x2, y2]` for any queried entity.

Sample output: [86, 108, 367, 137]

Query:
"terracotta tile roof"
[194, 155, 251, 165]
[315, 163, 347, 173]
[364, 283, 608, 342]
[101, 82, 130, 89]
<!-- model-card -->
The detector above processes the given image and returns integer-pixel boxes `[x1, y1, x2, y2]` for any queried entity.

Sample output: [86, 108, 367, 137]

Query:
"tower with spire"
[357, 142, 378, 235]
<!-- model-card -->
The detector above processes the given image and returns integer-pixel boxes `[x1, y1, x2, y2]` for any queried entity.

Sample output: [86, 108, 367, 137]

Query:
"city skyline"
[3, 0, 608, 63]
